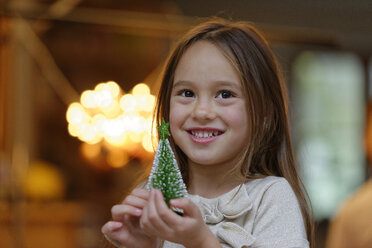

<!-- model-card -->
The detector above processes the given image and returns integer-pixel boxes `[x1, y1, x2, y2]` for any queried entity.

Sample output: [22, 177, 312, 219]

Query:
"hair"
[154, 17, 314, 246]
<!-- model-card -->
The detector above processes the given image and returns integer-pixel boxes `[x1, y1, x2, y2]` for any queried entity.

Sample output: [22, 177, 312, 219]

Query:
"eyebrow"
[172, 80, 191, 88]
[173, 80, 242, 90]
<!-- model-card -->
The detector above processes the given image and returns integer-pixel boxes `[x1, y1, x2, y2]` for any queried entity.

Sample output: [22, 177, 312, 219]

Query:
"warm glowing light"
[94, 83, 106, 92]
[78, 124, 101, 144]
[101, 101, 121, 118]
[94, 83, 113, 108]
[92, 114, 106, 130]
[120, 94, 137, 112]
[24, 161, 65, 200]
[126, 115, 145, 134]
[107, 149, 129, 168]
[142, 133, 154, 152]
[129, 132, 142, 143]
[132, 83, 150, 96]
[66, 102, 89, 124]
[136, 95, 156, 112]
[68, 123, 80, 137]
[144, 117, 153, 134]
[80, 143, 101, 160]
[81, 90, 96, 108]
[145, 94, 156, 111]
[66, 81, 156, 168]
[107, 81, 120, 98]
[104, 134, 128, 147]
[102, 119, 125, 138]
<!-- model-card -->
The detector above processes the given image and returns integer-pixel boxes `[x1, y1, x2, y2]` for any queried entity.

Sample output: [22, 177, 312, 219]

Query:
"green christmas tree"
[146, 118, 188, 208]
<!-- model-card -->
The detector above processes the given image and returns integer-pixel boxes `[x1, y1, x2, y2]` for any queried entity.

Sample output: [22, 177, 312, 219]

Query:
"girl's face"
[169, 41, 249, 169]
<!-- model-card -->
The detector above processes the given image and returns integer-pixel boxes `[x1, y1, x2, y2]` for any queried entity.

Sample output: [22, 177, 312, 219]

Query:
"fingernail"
[111, 221, 123, 229]
[135, 209, 142, 215]
[170, 199, 179, 205]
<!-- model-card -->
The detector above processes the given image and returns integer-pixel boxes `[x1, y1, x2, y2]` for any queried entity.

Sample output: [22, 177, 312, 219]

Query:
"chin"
[188, 157, 218, 166]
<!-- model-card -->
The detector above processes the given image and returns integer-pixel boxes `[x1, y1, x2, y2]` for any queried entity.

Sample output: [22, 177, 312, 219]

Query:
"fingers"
[170, 197, 201, 218]
[111, 189, 150, 221]
[101, 221, 124, 247]
[140, 190, 206, 246]
[140, 189, 174, 235]
[111, 204, 142, 221]
[128, 188, 151, 201]
[154, 189, 182, 226]
[101, 189, 159, 248]
[123, 195, 148, 209]
[153, 190, 183, 227]
[101, 221, 123, 234]
[122, 189, 150, 208]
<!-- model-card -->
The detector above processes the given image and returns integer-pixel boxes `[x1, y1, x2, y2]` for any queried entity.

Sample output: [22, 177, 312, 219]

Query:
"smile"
[186, 128, 224, 144]
[190, 130, 222, 138]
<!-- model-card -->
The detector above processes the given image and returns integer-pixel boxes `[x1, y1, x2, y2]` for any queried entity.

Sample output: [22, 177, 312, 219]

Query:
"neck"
[187, 161, 241, 198]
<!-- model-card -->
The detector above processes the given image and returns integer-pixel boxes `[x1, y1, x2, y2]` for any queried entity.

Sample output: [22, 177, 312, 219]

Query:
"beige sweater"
[163, 176, 309, 248]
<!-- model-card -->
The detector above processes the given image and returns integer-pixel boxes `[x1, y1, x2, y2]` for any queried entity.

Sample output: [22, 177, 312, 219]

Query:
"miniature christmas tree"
[146, 118, 188, 208]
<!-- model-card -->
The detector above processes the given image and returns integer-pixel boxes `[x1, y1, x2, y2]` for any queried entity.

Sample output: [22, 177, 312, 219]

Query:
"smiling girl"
[102, 18, 314, 248]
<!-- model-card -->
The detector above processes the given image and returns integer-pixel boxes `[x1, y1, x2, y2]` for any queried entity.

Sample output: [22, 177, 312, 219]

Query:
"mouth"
[186, 128, 224, 138]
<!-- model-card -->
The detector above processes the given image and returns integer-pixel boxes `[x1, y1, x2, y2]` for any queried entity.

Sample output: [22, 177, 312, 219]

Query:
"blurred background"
[1, 0, 372, 247]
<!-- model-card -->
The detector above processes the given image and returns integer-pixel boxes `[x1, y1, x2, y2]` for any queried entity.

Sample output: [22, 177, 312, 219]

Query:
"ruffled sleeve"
[190, 185, 255, 248]
[163, 177, 309, 248]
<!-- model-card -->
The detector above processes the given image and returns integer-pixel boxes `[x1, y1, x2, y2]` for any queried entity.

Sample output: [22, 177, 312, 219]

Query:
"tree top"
[158, 118, 170, 141]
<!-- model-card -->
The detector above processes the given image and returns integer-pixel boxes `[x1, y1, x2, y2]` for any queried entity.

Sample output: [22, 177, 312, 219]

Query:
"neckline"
[188, 183, 244, 202]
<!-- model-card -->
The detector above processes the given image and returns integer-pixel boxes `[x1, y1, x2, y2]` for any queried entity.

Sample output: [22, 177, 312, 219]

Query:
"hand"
[101, 188, 159, 248]
[140, 189, 221, 248]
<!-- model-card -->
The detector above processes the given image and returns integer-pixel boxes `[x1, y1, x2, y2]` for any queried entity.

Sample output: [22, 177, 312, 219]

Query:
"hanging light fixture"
[66, 81, 157, 168]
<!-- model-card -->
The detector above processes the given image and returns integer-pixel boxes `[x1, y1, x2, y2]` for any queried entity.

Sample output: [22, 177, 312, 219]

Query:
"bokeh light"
[66, 81, 156, 168]
[24, 161, 65, 200]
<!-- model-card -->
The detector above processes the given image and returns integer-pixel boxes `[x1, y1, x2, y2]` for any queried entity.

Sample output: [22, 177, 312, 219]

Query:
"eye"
[179, 89, 195, 97]
[216, 90, 234, 99]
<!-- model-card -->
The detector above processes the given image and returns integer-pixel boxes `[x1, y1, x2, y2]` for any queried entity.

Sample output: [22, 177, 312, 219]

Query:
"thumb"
[170, 198, 201, 218]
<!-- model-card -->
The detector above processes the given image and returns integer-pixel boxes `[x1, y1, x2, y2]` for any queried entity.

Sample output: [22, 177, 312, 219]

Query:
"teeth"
[191, 131, 219, 138]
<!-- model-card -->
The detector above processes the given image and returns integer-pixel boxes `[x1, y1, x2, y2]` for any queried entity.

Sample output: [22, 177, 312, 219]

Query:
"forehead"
[174, 41, 242, 87]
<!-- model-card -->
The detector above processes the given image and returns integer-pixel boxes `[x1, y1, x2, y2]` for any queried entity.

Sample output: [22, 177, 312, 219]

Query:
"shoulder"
[242, 176, 309, 248]
[243, 176, 297, 204]
[244, 176, 301, 218]
[244, 175, 289, 188]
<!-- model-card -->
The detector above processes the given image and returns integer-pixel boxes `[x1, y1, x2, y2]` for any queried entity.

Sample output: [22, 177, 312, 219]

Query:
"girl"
[102, 18, 314, 248]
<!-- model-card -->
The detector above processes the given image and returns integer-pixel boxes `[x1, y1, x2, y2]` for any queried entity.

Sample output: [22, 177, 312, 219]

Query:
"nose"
[191, 98, 216, 120]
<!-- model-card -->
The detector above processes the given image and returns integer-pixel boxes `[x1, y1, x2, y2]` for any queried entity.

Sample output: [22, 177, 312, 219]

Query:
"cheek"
[224, 106, 249, 134]
[169, 101, 191, 146]
[169, 97, 189, 124]
[169, 103, 181, 133]
[169, 102, 176, 124]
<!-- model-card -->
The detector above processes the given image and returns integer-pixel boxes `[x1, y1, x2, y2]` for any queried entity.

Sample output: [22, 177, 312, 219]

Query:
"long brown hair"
[154, 17, 314, 246]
